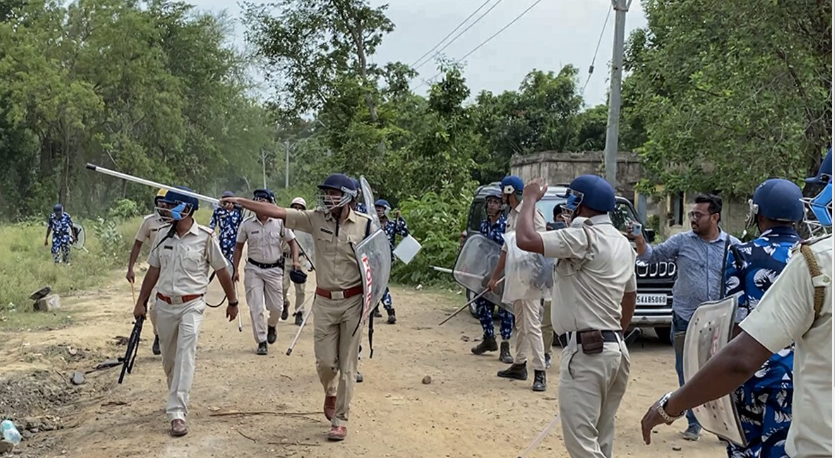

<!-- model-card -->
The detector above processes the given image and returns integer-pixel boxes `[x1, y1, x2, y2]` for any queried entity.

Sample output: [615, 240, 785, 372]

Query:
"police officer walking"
[126, 188, 169, 356]
[223, 174, 374, 442]
[284, 197, 308, 326]
[133, 187, 239, 437]
[470, 189, 515, 363]
[718, 179, 805, 457]
[45, 204, 74, 264]
[488, 175, 548, 392]
[516, 176, 638, 457]
[232, 189, 300, 355]
[209, 191, 244, 269]
[375, 199, 408, 324]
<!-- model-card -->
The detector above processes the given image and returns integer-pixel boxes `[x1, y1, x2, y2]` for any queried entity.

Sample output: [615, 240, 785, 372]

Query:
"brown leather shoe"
[327, 425, 347, 441]
[323, 395, 337, 421]
[170, 419, 188, 437]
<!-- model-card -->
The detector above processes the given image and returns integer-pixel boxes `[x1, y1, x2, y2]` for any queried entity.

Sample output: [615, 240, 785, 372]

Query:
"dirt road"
[0, 274, 727, 458]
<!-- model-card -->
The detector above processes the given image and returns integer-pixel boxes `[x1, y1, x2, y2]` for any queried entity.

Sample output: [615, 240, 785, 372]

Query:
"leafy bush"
[108, 199, 141, 220]
[391, 184, 475, 286]
[93, 217, 125, 261]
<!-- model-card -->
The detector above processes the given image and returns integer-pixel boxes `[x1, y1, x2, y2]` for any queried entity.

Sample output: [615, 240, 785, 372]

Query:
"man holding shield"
[222, 174, 375, 442]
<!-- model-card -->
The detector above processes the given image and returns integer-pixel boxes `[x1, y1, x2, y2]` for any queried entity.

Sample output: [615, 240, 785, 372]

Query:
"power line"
[581, 6, 612, 96]
[409, 0, 494, 69]
[415, 0, 545, 90]
[412, 0, 506, 73]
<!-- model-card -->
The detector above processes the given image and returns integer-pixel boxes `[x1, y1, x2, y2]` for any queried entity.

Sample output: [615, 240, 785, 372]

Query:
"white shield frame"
[71, 222, 86, 250]
[683, 292, 747, 447]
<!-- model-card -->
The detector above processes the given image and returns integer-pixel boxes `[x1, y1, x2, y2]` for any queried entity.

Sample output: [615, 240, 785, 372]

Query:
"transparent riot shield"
[355, 229, 392, 323]
[453, 234, 511, 312]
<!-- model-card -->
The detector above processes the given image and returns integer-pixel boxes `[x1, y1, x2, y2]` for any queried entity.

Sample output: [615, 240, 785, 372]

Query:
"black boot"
[471, 335, 498, 355]
[499, 341, 513, 363]
[387, 309, 396, 325]
[281, 303, 289, 321]
[294, 312, 303, 326]
[373, 306, 383, 318]
[532, 370, 546, 392]
[497, 362, 528, 380]
[267, 326, 277, 345]
[356, 372, 364, 383]
[256, 341, 268, 355]
[152, 335, 161, 356]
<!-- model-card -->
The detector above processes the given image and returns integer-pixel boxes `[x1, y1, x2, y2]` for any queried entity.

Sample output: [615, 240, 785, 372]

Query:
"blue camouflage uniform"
[209, 206, 243, 265]
[380, 215, 409, 314]
[477, 215, 514, 340]
[723, 226, 800, 458]
[355, 202, 368, 214]
[48, 212, 74, 264]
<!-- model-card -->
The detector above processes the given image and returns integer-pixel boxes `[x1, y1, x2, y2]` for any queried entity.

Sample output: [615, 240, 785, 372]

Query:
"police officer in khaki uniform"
[487, 175, 549, 392]
[223, 174, 373, 442]
[232, 189, 300, 355]
[133, 187, 239, 437]
[126, 188, 169, 356]
[516, 176, 638, 458]
[283, 197, 308, 326]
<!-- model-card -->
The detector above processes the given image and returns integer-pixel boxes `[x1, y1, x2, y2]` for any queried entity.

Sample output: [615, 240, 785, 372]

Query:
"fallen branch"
[210, 411, 319, 418]
[267, 441, 322, 447]
[237, 430, 257, 442]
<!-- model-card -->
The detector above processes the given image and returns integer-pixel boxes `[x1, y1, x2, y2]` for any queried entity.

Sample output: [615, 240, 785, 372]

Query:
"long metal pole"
[86, 163, 219, 204]
[285, 140, 290, 188]
[261, 150, 267, 189]
[603, 0, 631, 188]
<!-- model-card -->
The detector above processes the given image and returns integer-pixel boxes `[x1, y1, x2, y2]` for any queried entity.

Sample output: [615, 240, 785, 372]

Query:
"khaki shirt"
[740, 236, 832, 458]
[236, 216, 295, 265]
[285, 208, 373, 291]
[135, 213, 166, 243]
[542, 214, 637, 334]
[148, 221, 228, 297]
[503, 200, 547, 252]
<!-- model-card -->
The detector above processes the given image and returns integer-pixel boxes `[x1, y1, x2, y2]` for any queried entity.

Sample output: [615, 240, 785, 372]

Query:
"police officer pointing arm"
[516, 176, 637, 458]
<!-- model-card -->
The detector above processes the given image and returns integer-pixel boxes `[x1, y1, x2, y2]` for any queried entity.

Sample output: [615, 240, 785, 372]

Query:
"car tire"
[655, 326, 672, 345]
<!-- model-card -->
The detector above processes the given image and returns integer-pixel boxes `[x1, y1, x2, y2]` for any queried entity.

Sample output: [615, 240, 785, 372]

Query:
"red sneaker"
[327, 425, 347, 441]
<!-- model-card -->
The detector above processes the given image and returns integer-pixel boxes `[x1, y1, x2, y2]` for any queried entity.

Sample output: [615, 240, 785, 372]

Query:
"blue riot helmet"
[805, 148, 832, 185]
[350, 178, 362, 202]
[159, 186, 199, 222]
[500, 176, 524, 196]
[802, 150, 833, 237]
[317, 174, 358, 211]
[563, 175, 616, 214]
[53, 204, 63, 214]
[252, 188, 276, 204]
[484, 189, 503, 217]
[375, 199, 391, 219]
[746, 179, 804, 229]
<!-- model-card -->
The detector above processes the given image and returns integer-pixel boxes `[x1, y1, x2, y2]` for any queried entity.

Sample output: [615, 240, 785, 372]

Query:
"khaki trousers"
[558, 337, 631, 458]
[155, 297, 207, 422]
[244, 264, 283, 344]
[282, 264, 307, 314]
[541, 300, 554, 355]
[313, 294, 362, 427]
[512, 299, 546, 371]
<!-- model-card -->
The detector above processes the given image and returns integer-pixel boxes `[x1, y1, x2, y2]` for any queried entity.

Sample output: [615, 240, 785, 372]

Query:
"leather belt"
[557, 330, 623, 347]
[157, 293, 204, 305]
[315, 285, 363, 300]
[248, 258, 284, 269]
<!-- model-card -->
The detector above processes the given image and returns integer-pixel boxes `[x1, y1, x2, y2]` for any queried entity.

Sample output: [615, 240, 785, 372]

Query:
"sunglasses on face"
[688, 211, 716, 220]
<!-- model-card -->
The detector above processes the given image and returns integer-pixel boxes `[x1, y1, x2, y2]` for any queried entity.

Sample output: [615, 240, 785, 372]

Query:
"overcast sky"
[191, 0, 648, 108]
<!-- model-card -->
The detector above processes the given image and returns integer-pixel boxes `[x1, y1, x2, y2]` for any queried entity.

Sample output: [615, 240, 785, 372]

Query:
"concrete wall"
[509, 151, 750, 238]
[510, 151, 643, 197]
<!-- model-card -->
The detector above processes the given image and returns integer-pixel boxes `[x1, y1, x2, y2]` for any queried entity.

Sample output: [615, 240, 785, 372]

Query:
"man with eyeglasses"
[627, 194, 740, 441]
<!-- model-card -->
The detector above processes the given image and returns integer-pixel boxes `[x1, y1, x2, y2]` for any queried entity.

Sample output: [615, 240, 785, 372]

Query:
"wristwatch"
[229, 300, 239, 307]
[656, 392, 685, 424]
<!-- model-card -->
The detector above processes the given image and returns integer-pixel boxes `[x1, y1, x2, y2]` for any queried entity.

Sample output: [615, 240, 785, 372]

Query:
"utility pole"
[260, 149, 268, 189]
[603, 0, 632, 189]
[284, 140, 290, 189]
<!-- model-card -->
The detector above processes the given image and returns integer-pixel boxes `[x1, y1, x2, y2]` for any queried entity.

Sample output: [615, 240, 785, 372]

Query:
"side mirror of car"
[645, 228, 656, 243]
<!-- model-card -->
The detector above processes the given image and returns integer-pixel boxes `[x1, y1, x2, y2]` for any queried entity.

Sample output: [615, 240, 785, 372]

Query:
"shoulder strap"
[799, 244, 826, 320]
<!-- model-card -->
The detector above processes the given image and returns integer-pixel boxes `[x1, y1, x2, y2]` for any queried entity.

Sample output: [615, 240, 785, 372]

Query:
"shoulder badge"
[197, 224, 214, 235]
[796, 236, 831, 320]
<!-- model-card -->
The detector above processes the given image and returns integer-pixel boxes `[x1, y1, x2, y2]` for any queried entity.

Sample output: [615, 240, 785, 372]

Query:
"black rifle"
[118, 316, 144, 384]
